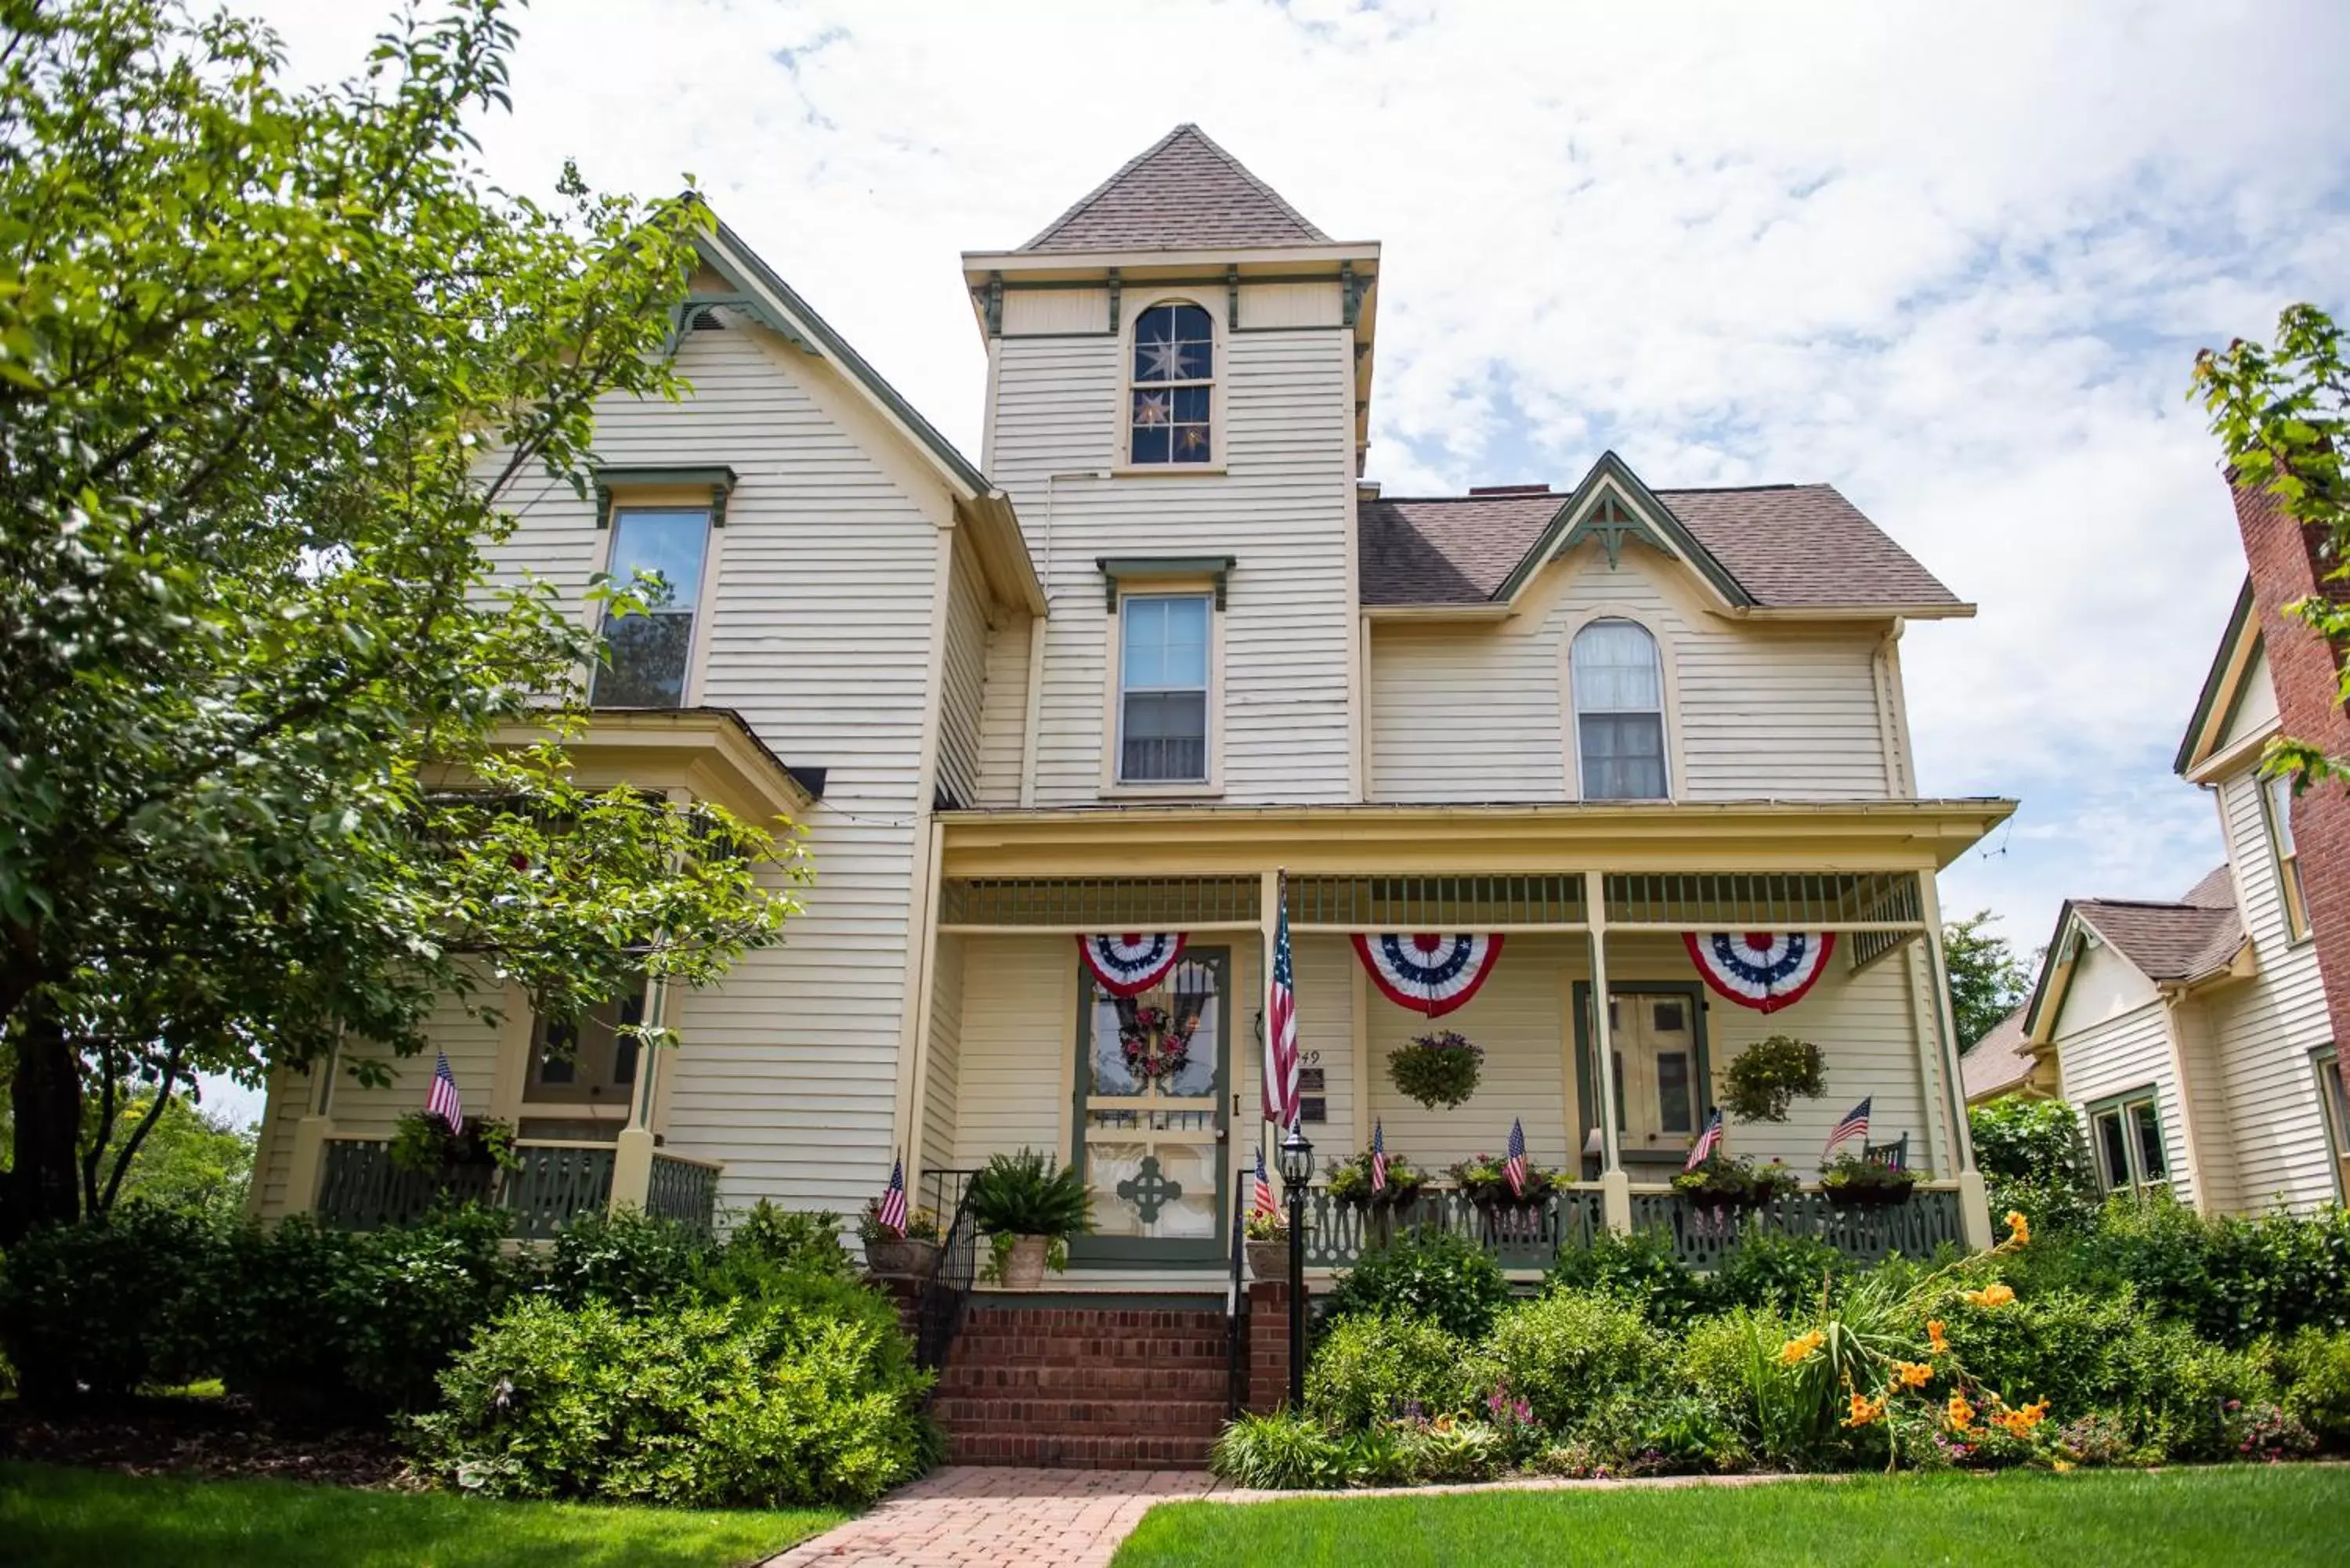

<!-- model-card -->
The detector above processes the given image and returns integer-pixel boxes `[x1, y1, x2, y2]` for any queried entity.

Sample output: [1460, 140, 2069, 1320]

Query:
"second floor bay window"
[1571, 618, 1668, 800]
[1130, 302, 1214, 465]
[1119, 594, 1210, 783]
[592, 508, 712, 708]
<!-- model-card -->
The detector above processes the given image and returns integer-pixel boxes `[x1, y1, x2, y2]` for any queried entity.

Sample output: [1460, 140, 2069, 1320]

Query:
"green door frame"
[1571, 979, 1713, 1171]
[1067, 945, 1232, 1268]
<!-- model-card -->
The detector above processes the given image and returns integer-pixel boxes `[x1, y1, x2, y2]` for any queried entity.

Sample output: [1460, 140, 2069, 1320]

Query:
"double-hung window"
[2088, 1089, 2170, 1197]
[1119, 594, 1210, 783]
[591, 508, 711, 708]
[1571, 619, 1668, 800]
[1129, 303, 1214, 465]
[2263, 772, 2311, 940]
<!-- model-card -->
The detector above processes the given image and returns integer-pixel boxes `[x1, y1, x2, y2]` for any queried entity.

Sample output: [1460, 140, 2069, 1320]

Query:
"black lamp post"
[1277, 1123, 1315, 1411]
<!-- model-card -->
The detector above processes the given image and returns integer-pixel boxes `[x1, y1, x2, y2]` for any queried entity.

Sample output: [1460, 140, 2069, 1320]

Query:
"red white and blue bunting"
[1077, 933, 1188, 998]
[1351, 933, 1506, 1018]
[1683, 931, 1836, 1013]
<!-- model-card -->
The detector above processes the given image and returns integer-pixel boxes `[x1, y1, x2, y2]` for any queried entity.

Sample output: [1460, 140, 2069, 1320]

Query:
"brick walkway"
[763, 1467, 1217, 1568]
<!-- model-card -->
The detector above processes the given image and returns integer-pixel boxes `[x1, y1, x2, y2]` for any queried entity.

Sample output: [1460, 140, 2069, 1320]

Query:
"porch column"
[609, 978, 662, 1214]
[1916, 871, 1994, 1250]
[281, 1039, 340, 1217]
[899, 818, 949, 1198]
[1584, 870, 1630, 1233]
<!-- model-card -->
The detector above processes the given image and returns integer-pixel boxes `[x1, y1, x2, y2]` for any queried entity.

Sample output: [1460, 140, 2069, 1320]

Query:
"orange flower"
[1779, 1329, 1826, 1367]
[1946, 1391, 1976, 1433]
[1994, 1396, 2051, 1438]
[1893, 1360, 1933, 1389]
[2005, 1210, 2031, 1245]
[1843, 1390, 1887, 1428]
[1927, 1320, 1950, 1355]
[1961, 1283, 2016, 1309]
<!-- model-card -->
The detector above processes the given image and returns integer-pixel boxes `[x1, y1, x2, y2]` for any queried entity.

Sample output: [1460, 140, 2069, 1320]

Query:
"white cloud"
[240, 0, 2350, 962]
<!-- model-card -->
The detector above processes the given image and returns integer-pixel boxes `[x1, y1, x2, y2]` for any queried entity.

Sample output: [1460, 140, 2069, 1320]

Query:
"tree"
[1968, 1097, 2099, 1233]
[90, 1090, 254, 1218]
[0, 0, 801, 1237]
[1943, 910, 2030, 1052]
[2194, 303, 2349, 783]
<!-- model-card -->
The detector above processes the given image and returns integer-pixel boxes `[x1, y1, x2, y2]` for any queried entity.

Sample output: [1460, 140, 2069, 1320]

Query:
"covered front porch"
[904, 800, 2009, 1281]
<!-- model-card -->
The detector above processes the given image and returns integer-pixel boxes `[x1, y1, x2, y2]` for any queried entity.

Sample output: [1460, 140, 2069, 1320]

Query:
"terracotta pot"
[1246, 1239, 1290, 1280]
[998, 1234, 1050, 1290]
[864, 1236, 942, 1279]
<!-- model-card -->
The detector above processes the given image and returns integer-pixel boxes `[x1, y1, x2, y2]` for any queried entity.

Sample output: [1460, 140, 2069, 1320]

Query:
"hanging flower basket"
[1386, 1031, 1484, 1111]
[1448, 1152, 1555, 1211]
[1672, 1153, 1799, 1211]
[1721, 1035, 1826, 1123]
[1820, 1152, 1919, 1208]
[1326, 1151, 1427, 1211]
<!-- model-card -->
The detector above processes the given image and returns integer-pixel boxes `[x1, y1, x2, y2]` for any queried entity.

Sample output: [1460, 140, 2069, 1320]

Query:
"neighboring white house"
[2023, 579, 2350, 1213]
[251, 124, 2014, 1275]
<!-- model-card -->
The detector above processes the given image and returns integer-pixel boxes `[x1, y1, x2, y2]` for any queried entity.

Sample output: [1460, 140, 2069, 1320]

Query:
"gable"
[2175, 577, 2264, 778]
[2219, 638, 2280, 752]
[2044, 925, 2164, 1038]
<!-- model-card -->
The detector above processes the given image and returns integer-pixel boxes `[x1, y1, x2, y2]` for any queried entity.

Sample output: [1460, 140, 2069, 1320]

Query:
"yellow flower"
[1926, 1320, 1950, 1355]
[2052, 1459, 2076, 1473]
[2005, 1210, 2031, 1245]
[1843, 1390, 1887, 1428]
[1893, 1360, 1933, 1389]
[1779, 1329, 1826, 1367]
[1961, 1282, 2016, 1309]
[1946, 1391, 1976, 1433]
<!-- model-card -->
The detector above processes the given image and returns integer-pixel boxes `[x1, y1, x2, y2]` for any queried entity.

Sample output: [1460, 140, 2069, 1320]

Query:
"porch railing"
[1298, 1186, 1606, 1271]
[1627, 1185, 1966, 1269]
[915, 1169, 982, 1373]
[645, 1151, 722, 1234]
[316, 1136, 725, 1238]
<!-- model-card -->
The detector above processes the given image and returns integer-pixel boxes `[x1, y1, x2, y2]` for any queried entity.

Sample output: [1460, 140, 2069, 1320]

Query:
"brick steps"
[930, 1302, 1235, 1471]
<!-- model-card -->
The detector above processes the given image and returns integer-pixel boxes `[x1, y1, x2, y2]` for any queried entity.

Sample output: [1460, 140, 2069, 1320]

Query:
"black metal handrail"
[914, 1172, 980, 1374]
[1226, 1183, 1251, 1418]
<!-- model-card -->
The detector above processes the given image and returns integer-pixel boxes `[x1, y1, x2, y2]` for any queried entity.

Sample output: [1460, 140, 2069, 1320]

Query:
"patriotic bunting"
[1351, 933, 1506, 1017]
[1077, 933, 1188, 997]
[1683, 931, 1836, 1013]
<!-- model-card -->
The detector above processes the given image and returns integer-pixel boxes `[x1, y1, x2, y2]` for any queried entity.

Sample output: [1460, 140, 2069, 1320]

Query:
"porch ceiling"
[935, 798, 2016, 878]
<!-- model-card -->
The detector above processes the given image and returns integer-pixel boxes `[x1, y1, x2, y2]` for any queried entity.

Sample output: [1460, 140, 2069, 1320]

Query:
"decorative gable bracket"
[663, 293, 816, 357]
[595, 465, 739, 529]
[1097, 554, 1236, 613]
[1563, 493, 1669, 572]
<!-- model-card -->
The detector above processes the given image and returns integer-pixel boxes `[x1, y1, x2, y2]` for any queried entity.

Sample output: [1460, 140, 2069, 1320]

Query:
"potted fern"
[967, 1149, 1092, 1289]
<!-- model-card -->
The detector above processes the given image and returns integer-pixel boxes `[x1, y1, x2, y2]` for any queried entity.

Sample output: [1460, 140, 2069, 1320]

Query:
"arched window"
[1130, 302, 1214, 464]
[1571, 620, 1668, 800]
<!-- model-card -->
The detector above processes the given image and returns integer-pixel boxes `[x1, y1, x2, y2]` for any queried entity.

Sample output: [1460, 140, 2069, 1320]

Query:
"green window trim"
[2084, 1086, 2171, 1196]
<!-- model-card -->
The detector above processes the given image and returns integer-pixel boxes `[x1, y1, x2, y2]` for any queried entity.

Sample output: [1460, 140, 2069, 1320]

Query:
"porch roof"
[935, 797, 2016, 878]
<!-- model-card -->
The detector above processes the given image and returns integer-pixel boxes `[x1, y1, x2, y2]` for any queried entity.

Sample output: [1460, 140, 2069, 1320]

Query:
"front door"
[1072, 947, 1229, 1265]
[1611, 992, 1701, 1156]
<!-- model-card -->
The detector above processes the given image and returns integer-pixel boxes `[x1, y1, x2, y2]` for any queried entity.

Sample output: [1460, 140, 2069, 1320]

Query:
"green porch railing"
[316, 1137, 622, 1237]
[646, 1151, 722, 1233]
[1625, 1186, 1966, 1268]
[1298, 1186, 1605, 1271]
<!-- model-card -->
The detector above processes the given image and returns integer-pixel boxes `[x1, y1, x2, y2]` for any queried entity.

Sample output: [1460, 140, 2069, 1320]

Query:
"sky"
[204, 0, 2350, 1124]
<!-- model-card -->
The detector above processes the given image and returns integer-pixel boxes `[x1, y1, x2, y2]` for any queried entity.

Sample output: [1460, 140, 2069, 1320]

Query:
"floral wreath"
[1118, 1001, 1198, 1086]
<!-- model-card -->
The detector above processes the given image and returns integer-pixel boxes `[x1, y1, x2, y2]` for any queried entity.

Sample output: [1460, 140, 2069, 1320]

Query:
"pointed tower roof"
[1019, 124, 1329, 253]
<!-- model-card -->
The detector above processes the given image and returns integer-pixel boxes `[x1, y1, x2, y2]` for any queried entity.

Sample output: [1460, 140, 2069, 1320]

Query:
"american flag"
[1503, 1118, 1528, 1198]
[1262, 871, 1301, 1132]
[1824, 1097, 1872, 1158]
[1370, 1120, 1389, 1194]
[1252, 1147, 1278, 1218]
[1686, 1108, 1723, 1170]
[877, 1155, 908, 1237]
[426, 1051, 463, 1132]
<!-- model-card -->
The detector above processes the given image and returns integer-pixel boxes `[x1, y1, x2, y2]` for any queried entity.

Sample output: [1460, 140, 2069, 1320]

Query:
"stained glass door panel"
[1076, 949, 1227, 1260]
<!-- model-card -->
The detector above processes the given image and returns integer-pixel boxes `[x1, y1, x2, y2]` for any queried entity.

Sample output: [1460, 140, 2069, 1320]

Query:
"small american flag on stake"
[426, 1052, 463, 1132]
[1503, 1118, 1528, 1198]
[877, 1156, 908, 1237]
[1369, 1120, 1390, 1195]
[1686, 1108, 1723, 1170]
[1252, 1147, 1278, 1219]
[1824, 1097, 1872, 1158]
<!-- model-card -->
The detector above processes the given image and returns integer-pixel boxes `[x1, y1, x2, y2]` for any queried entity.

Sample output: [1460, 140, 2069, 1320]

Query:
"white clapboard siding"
[1370, 544, 1892, 802]
[2052, 938, 2196, 1208]
[988, 329, 1356, 805]
[952, 935, 1075, 1164]
[974, 611, 1033, 807]
[922, 933, 965, 1179]
[251, 1070, 310, 1216]
[937, 544, 989, 809]
[2200, 767, 2337, 1211]
[1003, 288, 1110, 336]
[329, 988, 507, 1142]
[1240, 281, 1343, 330]
[2220, 643, 2280, 750]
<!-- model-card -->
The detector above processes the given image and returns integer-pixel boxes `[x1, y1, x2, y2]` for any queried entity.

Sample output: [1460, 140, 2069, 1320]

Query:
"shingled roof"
[1358, 482, 1962, 611]
[1961, 1004, 2038, 1103]
[2072, 865, 2245, 984]
[1021, 125, 1329, 253]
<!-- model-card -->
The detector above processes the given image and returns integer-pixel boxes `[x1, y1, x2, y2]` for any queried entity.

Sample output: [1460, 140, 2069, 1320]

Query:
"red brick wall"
[2230, 479, 2350, 1091]
[1246, 1280, 1292, 1414]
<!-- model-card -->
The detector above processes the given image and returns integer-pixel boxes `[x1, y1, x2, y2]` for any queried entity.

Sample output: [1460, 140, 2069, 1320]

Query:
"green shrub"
[1305, 1313, 1480, 1429]
[1321, 1224, 1510, 1340]
[1484, 1289, 1668, 1430]
[0, 1202, 224, 1404]
[2274, 1327, 2350, 1447]
[414, 1288, 934, 1508]
[1712, 1232, 1848, 1315]
[1540, 1389, 1748, 1476]
[721, 1200, 853, 1278]
[1209, 1410, 1349, 1489]
[1395, 1417, 1506, 1481]
[543, 1207, 710, 1311]
[1969, 1098, 2100, 1232]
[1545, 1230, 1714, 1327]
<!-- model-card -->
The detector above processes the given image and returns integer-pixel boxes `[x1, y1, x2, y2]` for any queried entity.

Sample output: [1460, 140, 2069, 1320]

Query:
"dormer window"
[1130, 302, 1214, 465]
[1571, 619, 1669, 800]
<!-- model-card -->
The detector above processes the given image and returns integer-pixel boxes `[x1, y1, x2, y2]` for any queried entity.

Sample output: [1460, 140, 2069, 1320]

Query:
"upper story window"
[2263, 772, 2311, 941]
[2088, 1088, 2169, 1197]
[1571, 619, 1668, 800]
[1119, 594, 1210, 783]
[1130, 302, 1214, 466]
[591, 508, 711, 708]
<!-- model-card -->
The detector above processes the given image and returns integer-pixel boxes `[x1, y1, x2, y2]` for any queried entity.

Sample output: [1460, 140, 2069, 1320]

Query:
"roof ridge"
[1021, 125, 1190, 251]
[1171, 123, 1327, 241]
[1653, 482, 1813, 495]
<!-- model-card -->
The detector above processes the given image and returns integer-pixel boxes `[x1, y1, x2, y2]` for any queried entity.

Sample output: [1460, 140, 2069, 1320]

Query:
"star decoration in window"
[1133, 391, 1171, 428]
[1138, 337, 1196, 382]
[1177, 426, 1208, 453]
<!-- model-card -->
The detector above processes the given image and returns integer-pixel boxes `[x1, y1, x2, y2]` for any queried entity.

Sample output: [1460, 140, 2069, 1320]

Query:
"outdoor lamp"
[1278, 1125, 1316, 1187]
[1277, 1123, 1314, 1407]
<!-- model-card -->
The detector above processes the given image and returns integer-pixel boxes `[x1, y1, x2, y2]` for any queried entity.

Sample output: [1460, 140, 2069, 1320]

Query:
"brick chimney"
[2232, 478, 2350, 1081]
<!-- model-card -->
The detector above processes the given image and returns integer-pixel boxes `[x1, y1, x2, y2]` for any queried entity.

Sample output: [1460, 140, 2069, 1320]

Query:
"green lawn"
[0, 1461, 844, 1568]
[1114, 1465, 2350, 1566]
